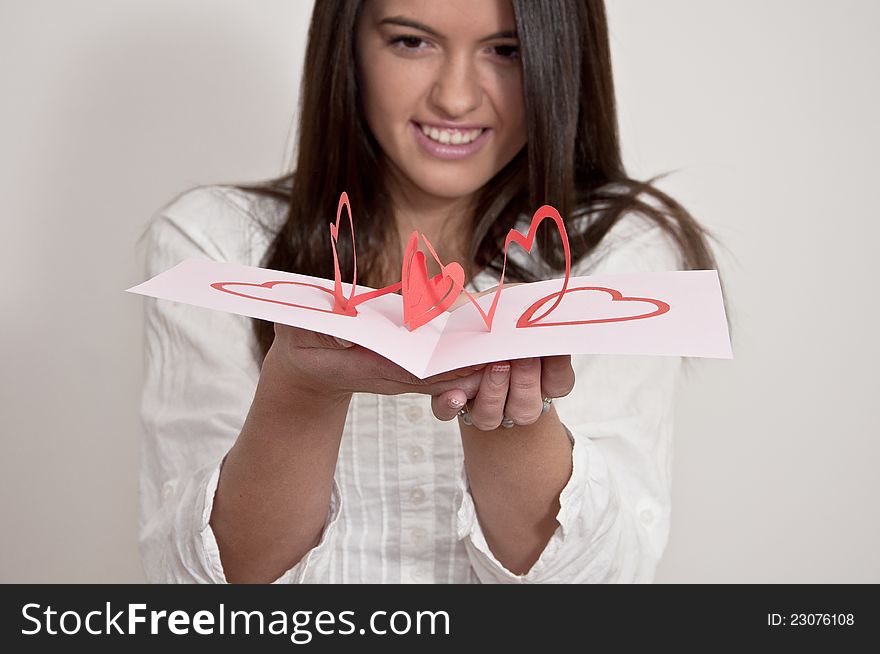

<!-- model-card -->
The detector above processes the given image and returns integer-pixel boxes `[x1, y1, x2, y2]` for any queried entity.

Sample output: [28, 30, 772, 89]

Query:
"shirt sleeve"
[456, 211, 686, 583]
[137, 187, 343, 583]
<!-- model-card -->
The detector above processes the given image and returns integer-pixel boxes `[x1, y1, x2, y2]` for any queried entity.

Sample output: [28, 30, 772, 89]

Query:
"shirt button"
[161, 482, 175, 501]
[410, 487, 426, 504]
[408, 445, 425, 463]
[411, 527, 428, 545]
[409, 565, 430, 582]
[639, 509, 654, 526]
[405, 405, 424, 422]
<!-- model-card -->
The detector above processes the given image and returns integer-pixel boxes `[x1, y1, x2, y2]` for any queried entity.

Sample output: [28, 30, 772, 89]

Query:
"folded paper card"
[126, 193, 732, 377]
[127, 260, 732, 377]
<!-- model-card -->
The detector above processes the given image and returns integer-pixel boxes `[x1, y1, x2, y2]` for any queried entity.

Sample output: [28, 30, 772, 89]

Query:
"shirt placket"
[395, 393, 435, 583]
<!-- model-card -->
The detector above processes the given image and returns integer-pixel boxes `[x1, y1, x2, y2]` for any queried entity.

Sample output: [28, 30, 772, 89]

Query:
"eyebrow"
[378, 16, 517, 41]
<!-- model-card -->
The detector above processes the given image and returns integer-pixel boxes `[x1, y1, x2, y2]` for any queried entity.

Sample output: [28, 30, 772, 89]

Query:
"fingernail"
[490, 363, 511, 382]
[448, 396, 464, 408]
[334, 337, 354, 348]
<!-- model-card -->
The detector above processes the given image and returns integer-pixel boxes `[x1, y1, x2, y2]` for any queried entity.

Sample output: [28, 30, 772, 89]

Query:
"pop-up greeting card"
[127, 193, 732, 378]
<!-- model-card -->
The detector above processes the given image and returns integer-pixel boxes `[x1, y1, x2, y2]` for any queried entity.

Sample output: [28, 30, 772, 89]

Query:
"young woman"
[139, 0, 717, 583]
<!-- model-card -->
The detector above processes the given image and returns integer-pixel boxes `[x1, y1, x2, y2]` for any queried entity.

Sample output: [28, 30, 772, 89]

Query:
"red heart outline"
[516, 286, 670, 328]
[210, 276, 404, 317]
[210, 279, 337, 313]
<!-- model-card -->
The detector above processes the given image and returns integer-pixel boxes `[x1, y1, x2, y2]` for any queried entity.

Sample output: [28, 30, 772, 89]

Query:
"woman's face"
[356, 0, 526, 206]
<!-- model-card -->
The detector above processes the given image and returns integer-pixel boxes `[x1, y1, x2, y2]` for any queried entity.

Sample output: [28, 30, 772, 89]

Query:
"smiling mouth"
[414, 122, 489, 145]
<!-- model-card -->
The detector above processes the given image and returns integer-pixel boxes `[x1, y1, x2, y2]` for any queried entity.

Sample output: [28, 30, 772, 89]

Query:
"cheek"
[359, 53, 395, 135]
[364, 58, 425, 123]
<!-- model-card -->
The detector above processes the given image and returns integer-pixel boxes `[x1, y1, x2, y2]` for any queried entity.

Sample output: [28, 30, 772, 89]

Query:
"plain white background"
[1, 0, 877, 582]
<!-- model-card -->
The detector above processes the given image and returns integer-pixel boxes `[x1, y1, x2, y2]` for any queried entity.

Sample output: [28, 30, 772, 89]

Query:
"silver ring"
[459, 400, 551, 428]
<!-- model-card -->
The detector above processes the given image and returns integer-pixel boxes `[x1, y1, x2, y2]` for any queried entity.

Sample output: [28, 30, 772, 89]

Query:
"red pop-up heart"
[457, 204, 571, 331]
[329, 191, 415, 313]
[211, 192, 402, 318]
[400, 232, 465, 330]
[329, 192, 358, 316]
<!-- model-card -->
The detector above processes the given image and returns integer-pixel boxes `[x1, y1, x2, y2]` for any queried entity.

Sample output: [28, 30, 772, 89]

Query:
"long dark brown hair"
[229, 0, 724, 364]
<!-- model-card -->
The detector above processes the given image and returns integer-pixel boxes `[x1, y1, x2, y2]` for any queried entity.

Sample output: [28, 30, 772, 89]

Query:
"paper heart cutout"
[401, 232, 465, 330]
[210, 276, 404, 318]
[327, 192, 405, 315]
[210, 193, 670, 334]
[329, 192, 358, 316]
[211, 191, 402, 319]
[209, 191, 402, 320]
[516, 286, 670, 328]
[457, 204, 571, 331]
[210, 279, 337, 313]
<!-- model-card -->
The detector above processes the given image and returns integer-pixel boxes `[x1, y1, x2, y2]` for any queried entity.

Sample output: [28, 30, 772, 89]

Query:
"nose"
[429, 53, 482, 119]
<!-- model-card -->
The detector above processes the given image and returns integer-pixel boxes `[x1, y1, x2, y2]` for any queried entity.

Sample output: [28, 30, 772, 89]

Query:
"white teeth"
[420, 123, 485, 145]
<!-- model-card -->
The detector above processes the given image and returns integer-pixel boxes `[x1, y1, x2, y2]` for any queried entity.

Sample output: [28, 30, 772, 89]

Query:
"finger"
[422, 363, 487, 383]
[277, 323, 487, 396]
[421, 370, 484, 399]
[504, 357, 544, 426]
[372, 359, 486, 394]
[466, 362, 511, 431]
[540, 354, 576, 399]
[431, 389, 468, 421]
[367, 365, 485, 399]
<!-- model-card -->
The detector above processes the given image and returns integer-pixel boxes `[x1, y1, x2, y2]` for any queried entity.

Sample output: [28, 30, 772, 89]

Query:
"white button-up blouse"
[138, 184, 684, 584]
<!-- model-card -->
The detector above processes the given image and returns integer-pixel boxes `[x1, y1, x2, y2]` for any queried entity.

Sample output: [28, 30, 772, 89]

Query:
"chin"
[411, 172, 489, 201]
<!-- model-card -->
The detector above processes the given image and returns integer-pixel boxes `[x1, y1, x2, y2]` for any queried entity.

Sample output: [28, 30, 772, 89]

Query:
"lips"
[411, 121, 491, 160]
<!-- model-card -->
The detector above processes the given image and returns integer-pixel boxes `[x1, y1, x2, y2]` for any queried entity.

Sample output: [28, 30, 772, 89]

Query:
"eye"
[490, 44, 520, 61]
[388, 35, 431, 54]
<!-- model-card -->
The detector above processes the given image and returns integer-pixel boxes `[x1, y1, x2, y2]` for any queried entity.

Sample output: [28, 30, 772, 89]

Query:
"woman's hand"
[432, 282, 575, 428]
[267, 323, 486, 405]
[430, 355, 576, 430]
